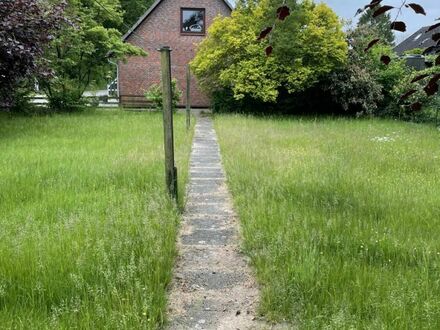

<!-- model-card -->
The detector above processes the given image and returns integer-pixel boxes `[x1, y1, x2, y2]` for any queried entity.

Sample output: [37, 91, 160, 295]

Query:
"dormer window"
[181, 8, 206, 35]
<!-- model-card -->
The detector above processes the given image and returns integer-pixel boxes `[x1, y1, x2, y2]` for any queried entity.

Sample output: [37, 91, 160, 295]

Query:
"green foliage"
[211, 90, 238, 113]
[369, 46, 410, 110]
[145, 79, 182, 111]
[325, 24, 410, 116]
[386, 66, 440, 121]
[119, 0, 154, 33]
[40, 0, 146, 112]
[323, 61, 383, 115]
[7, 89, 40, 115]
[403, 48, 424, 55]
[358, 7, 395, 45]
[191, 0, 347, 104]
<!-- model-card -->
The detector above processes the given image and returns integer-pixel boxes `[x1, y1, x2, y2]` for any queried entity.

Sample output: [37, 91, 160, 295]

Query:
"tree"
[119, 0, 154, 33]
[191, 0, 347, 103]
[358, 7, 395, 45]
[39, 0, 145, 111]
[0, 0, 66, 110]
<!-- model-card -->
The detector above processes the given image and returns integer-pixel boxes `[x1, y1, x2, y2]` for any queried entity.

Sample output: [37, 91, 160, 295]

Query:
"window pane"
[182, 9, 205, 33]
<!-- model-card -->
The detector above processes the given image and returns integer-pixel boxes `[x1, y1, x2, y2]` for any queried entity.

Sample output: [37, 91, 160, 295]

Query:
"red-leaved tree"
[0, 0, 66, 110]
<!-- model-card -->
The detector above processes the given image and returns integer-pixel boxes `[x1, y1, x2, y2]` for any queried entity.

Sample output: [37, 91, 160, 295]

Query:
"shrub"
[45, 79, 86, 112]
[369, 46, 410, 112]
[8, 86, 40, 115]
[145, 79, 182, 111]
[386, 66, 439, 122]
[211, 89, 241, 113]
[323, 62, 383, 116]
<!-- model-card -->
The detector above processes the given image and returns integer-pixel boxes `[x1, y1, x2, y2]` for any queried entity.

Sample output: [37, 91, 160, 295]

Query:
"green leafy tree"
[40, 0, 145, 111]
[191, 0, 347, 103]
[120, 0, 154, 33]
[358, 7, 395, 46]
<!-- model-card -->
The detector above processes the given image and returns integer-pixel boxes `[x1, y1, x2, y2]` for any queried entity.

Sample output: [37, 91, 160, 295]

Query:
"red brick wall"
[119, 0, 231, 108]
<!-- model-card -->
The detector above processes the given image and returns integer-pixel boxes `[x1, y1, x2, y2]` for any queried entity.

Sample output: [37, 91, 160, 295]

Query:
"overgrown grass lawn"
[0, 110, 193, 329]
[215, 115, 440, 329]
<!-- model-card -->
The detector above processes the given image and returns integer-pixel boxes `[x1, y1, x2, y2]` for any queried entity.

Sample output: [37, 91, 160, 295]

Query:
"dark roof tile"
[394, 26, 440, 55]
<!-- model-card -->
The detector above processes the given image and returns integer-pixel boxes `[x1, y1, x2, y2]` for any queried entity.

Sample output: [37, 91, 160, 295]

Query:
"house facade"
[119, 0, 232, 108]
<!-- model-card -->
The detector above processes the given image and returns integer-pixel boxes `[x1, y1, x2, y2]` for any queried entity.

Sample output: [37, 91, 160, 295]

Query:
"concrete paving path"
[166, 116, 264, 329]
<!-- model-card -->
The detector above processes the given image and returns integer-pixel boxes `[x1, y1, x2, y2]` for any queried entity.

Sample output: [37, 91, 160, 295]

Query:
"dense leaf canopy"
[191, 0, 348, 103]
[120, 0, 155, 33]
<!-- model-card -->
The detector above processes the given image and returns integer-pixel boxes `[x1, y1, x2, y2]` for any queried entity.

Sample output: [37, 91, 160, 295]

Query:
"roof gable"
[394, 26, 440, 55]
[123, 0, 233, 41]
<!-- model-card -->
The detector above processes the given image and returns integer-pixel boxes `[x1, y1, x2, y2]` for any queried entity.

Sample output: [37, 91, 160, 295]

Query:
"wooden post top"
[158, 46, 172, 52]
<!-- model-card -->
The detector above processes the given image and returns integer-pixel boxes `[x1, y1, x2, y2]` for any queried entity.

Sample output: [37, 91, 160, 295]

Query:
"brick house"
[118, 0, 233, 108]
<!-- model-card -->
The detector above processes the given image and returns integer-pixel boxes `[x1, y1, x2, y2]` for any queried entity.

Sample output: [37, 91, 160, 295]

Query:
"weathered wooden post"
[159, 46, 177, 200]
[186, 64, 191, 130]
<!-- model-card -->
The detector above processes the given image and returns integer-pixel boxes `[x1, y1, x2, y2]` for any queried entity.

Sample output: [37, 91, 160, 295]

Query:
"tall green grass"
[215, 115, 440, 329]
[0, 110, 193, 329]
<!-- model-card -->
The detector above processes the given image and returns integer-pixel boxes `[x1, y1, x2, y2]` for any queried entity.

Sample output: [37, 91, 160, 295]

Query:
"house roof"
[122, 0, 234, 41]
[394, 25, 440, 55]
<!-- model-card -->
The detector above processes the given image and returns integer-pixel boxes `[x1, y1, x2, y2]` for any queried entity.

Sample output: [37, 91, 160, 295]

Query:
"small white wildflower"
[371, 136, 395, 143]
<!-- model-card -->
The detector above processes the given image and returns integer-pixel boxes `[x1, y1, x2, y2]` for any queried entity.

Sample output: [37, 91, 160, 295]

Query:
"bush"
[385, 66, 440, 122]
[323, 62, 383, 116]
[145, 79, 182, 111]
[211, 88, 283, 114]
[211, 89, 240, 113]
[45, 81, 86, 112]
[369, 47, 410, 112]
[321, 25, 411, 117]
[8, 87, 40, 115]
